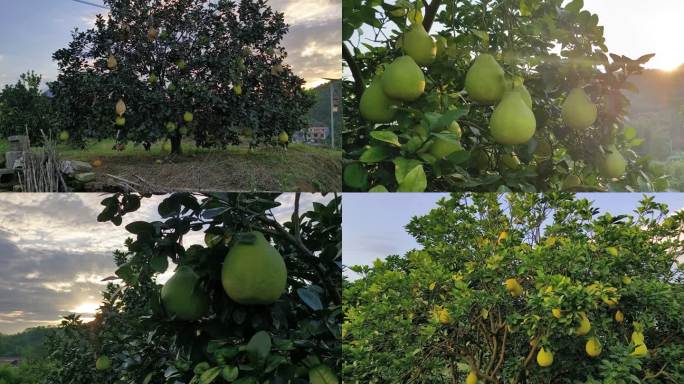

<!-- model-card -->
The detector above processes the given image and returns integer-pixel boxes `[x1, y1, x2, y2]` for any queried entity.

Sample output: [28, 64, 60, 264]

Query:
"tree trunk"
[171, 134, 183, 155]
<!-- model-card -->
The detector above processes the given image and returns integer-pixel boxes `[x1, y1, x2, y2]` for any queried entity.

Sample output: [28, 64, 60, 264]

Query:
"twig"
[343, 42, 364, 99]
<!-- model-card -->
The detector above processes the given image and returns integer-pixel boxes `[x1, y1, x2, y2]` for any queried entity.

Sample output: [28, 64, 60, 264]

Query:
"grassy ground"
[0, 139, 342, 192]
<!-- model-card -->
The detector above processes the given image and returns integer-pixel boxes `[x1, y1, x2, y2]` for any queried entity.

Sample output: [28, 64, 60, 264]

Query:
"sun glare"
[69, 302, 101, 315]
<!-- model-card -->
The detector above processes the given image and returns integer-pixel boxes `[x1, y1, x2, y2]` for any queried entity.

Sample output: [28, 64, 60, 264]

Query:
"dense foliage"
[0, 327, 54, 357]
[0, 72, 53, 143]
[43, 192, 341, 384]
[342, 0, 665, 192]
[51, 0, 314, 153]
[344, 193, 683, 382]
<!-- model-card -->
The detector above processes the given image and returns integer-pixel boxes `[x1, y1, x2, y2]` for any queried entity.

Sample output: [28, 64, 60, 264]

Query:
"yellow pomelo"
[622, 276, 632, 285]
[161, 266, 209, 321]
[438, 308, 453, 325]
[585, 337, 602, 357]
[562, 175, 582, 190]
[360, 78, 398, 123]
[381, 56, 425, 101]
[429, 121, 463, 159]
[465, 54, 505, 104]
[631, 343, 648, 357]
[504, 278, 523, 297]
[490, 91, 536, 145]
[107, 54, 117, 69]
[575, 312, 591, 335]
[96, 356, 111, 371]
[234, 84, 242, 95]
[552, 308, 561, 319]
[536, 347, 553, 367]
[600, 145, 626, 179]
[615, 310, 624, 322]
[402, 23, 436, 66]
[466, 371, 478, 384]
[562, 87, 597, 130]
[278, 131, 289, 143]
[115, 99, 126, 116]
[222, 231, 287, 305]
[631, 331, 644, 344]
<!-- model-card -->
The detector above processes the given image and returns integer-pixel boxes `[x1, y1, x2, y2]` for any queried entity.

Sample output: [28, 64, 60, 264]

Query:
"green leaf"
[369, 185, 389, 192]
[199, 367, 222, 384]
[565, 0, 583, 13]
[309, 364, 339, 384]
[115, 262, 138, 285]
[397, 164, 427, 192]
[370, 130, 401, 147]
[360, 145, 391, 163]
[471, 29, 489, 45]
[623, 126, 637, 140]
[343, 163, 369, 190]
[125, 221, 154, 235]
[297, 287, 323, 311]
[150, 254, 168, 273]
[246, 331, 272, 361]
[143, 372, 154, 384]
[221, 366, 239, 382]
[394, 157, 423, 184]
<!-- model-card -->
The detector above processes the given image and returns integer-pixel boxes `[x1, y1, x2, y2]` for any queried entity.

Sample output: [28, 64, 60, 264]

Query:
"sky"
[343, 193, 684, 278]
[0, 0, 340, 89]
[0, 192, 331, 335]
[345, 0, 684, 73]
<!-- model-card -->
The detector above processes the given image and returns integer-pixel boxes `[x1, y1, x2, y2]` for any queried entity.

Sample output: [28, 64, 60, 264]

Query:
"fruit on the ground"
[234, 84, 242, 95]
[147, 26, 159, 41]
[165, 122, 177, 133]
[309, 364, 339, 384]
[600, 144, 626, 179]
[490, 91, 536, 145]
[115, 99, 126, 116]
[562, 87, 597, 130]
[96, 355, 111, 371]
[500, 153, 521, 171]
[585, 336, 602, 357]
[92, 159, 102, 168]
[552, 308, 561, 319]
[536, 347, 553, 367]
[179, 126, 188, 135]
[615, 310, 624, 322]
[161, 266, 209, 321]
[562, 174, 582, 190]
[381, 56, 425, 102]
[466, 371, 478, 384]
[59, 130, 69, 141]
[512, 83, 533, 109]
[176, 59, 187, 70]
[402, 23, 436, 66]
[149, 73, 158, 84]
[183, 111, 193, 123]
[360, 77, 398, 123]
[504, 278, 523, 297]
[162, 141, 172, 152]
[576, 312, 591, 335]
[429, 121, 463, 159]
[278, 131, 289, 144]
[107, 54, 117, 69]
[465, 54, 505, 104]
[222, 231, 287, 305]
[115, 116, 126, 126]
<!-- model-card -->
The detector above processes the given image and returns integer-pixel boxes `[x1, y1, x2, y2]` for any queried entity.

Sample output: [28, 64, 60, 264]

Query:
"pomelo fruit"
[96, 355, 111, 371]
[234, 84, 242, 95]
[222, 231, 287, 305]
[575, 312, 591, 335]
[466, 371, 478, 384]
[465, 54, 505, 104]
[490, 91, 536, 145]
[107, 54, 117, 70]
[115, 116, 126, 126]
[402, 23, 436, 66]
[599, 145, 626, 179]
[536, 347, 553, 367]
[359, 77, 398, 123]
[92, 159, 102, 168]
[165, 122, 177, 133]
[615, 310, 624, 322]
[552, 308, 561, 319]
[428, 121, 463, 159]
[435, 35, 448, 57]
[162, 141, 172, 152]
[278, 131, 289, 144]
[512, 83, 532, 109]
[115, 99, 126, 116]
[562, 175, 582, 190]
[561, 87, 597, 130]
[161, 265, 209, 321]
[585, 337, 602, 357]
[183, 112, 193, 123]
[59, 131, 69, 141]
[381, 56, 425, 102]
[504, 278, 523, 297]
[500, 153, 521, 171]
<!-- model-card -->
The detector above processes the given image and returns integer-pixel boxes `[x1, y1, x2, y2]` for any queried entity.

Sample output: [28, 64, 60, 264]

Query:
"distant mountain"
[0, 327, 55, 357]
[626, 65, 684, 160]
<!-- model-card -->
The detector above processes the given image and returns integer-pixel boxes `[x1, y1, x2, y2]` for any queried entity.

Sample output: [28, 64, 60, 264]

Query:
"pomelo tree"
[343, 193, 683, 382]
[45, 192, 341, 383]
[0, 71, 54, 143]
[343, 0, 667, 191]
[51, 0, 314, 154]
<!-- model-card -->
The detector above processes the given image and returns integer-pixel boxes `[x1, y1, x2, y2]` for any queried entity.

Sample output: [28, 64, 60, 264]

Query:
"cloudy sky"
[0, 0, 340, 89]
[343, 193, 684, 279]
[0, 192, 331, 335]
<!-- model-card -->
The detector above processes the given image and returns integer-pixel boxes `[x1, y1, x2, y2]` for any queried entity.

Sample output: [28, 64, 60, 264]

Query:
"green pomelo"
[428, 121, 463, 159]
[59, 131, 69, 141]
[562, 87, 597, 130]
[278, 131, 289, 143]
[402, 24, 436, 66]
[435, 35, 448, 57]
[513, 84, 533, 109]
[162, 141, 172, 152]
[222, 231, 287, 305]
[115, 116, 126, 126]
[490, 92, 536, 145]
[562, 174, 582, 190]
[600, 145, 626, 179]
[161, 266, 209, 321]
[183, 111, 194, 123]
[500, 153, 521, 170]
[96, 356, 111, 371]
[359, 78, 398, 123]
[465, 54, 505, 104]
[381, 56, 425, 102]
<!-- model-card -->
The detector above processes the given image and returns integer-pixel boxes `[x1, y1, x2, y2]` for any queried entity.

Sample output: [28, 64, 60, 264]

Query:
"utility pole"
[323, 77, 339, 148]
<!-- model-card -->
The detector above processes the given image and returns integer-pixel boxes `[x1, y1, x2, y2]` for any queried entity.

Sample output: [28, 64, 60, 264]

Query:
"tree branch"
[422, 0, 442, 32]
[343, 42, 364, 99]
